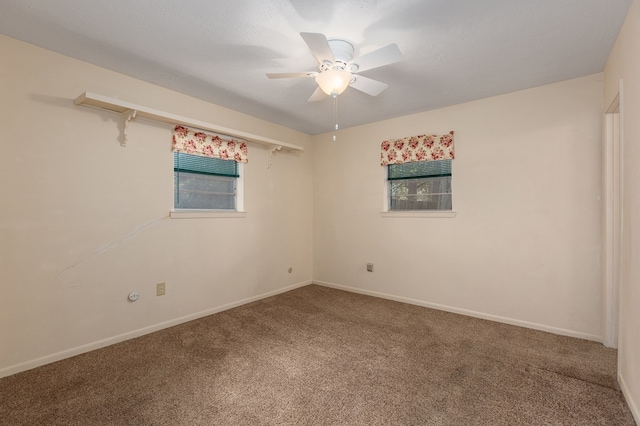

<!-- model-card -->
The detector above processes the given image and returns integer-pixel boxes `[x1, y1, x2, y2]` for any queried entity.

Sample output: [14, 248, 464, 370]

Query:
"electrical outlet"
[156, 282, 166, 296]
[367, 263, 374, 272]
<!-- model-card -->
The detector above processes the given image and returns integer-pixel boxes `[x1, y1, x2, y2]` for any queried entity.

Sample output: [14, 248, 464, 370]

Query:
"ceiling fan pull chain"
[332, 92, 338, 142]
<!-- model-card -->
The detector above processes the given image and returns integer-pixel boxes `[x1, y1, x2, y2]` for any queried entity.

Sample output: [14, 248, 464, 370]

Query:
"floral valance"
[380, 131, 455, 166]
[172, 125, 248, 163]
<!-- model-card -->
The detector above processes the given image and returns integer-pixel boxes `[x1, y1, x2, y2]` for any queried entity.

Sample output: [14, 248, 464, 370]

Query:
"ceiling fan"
[266, 32, 403, 102]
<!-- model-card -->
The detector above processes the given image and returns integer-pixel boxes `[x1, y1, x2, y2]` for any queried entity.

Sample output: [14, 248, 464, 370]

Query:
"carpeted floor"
[0, 285, 635, 425]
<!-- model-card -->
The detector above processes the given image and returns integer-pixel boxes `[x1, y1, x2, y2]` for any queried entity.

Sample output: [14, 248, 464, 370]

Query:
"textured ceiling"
[0, 0, 632, 135]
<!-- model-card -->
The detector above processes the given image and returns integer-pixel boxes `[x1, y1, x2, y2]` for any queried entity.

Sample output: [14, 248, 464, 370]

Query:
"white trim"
[603, 101, 621, 348]
[313, 280, 602, 342]
[382, 165, 390, 211]
[603, 109, 613, 343]
[381, 158, 456, 217]
[236, 162, 245, 212]
[381, 211, 457, 218]
[619, 372, 640, 424]
[172, 158, 245, 219]
[0, 280, 311, 378]
[170, 210, 247, 219]
[74, 92, 304, 151]
[617, 78, 626, 371]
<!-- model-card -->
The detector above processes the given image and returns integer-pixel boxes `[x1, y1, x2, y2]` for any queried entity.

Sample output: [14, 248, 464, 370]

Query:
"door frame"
[603, 85, 622, 348]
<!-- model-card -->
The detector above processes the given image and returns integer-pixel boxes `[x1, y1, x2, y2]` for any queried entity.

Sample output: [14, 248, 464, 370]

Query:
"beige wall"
[0, 35, 314, 376]
[0, 28, 623, 414]
[313, 74, 604, 341]
[604, 0, 640, 421]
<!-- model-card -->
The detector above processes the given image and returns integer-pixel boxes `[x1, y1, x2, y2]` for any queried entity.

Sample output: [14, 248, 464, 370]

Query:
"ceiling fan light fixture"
[316, 69, 351, 95]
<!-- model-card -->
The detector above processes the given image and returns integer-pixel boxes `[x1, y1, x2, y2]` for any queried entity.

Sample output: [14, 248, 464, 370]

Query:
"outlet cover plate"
[156, 282, 166, 296]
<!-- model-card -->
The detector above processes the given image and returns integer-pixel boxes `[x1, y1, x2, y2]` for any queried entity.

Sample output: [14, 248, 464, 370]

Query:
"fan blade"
[266, 72, 316, 79]
[351, 44, 402, 73]
[349, 75, 388, 96]
[307, 87, 326, 102]
[300, 32, 335, 64]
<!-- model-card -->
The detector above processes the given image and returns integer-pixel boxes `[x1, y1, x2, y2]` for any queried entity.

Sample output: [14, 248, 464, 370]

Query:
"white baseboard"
[0, 280, 311, 379]
[313, 281, 602, 342]
[619, 372, 640, 424]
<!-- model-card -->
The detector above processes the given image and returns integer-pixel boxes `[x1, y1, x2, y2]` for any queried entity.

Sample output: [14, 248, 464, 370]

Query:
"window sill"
[381, 211, 457, 218]
[170, 210, 247, 219]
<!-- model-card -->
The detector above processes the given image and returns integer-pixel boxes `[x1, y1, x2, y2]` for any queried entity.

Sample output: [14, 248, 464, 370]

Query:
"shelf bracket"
[267, 145, 283, 169]
[120, 109, 138, 147]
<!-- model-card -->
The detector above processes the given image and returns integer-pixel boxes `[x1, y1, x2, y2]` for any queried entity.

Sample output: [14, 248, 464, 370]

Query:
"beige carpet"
[0, 285, 635, 425]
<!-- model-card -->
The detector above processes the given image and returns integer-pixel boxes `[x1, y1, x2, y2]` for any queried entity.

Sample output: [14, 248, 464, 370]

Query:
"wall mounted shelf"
[74, 92, 304, 152]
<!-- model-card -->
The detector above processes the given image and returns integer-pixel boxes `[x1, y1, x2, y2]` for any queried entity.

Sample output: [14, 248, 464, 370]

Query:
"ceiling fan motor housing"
[324, 39, 355, 71]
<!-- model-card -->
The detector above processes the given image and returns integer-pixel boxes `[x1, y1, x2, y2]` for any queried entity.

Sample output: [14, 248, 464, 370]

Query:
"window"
[388, 159, 452, 210]
[174, 152, 239, 210]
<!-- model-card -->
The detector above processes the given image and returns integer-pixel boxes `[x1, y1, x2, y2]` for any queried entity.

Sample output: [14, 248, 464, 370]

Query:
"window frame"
[381, 160, 456, 218]
[171, 153, 245, 219]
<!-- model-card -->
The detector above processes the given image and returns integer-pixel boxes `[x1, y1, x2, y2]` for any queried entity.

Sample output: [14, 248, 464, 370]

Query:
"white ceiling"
[0, 0, 632, 135]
